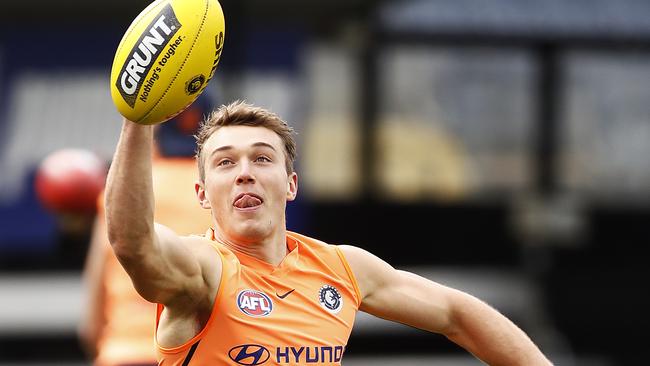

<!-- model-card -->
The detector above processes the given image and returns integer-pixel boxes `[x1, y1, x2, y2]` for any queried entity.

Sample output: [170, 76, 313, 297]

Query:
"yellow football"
[110, 0, 224, 125]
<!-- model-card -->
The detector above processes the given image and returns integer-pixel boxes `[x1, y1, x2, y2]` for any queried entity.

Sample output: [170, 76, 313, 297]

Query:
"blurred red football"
[35, 149, 107, 214]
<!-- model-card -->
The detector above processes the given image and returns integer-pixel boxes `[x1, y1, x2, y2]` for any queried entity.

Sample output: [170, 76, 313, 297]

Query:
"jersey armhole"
[335, 246, 362, 309]
[155, 243, 226, 354]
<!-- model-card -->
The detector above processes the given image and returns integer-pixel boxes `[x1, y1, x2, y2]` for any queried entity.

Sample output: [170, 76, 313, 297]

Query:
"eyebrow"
[209, 142, 278, 158]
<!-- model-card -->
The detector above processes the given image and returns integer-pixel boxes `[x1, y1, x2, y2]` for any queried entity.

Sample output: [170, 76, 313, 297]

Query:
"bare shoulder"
[338, 245, 394, 273]
[337, 244, 369, 265]
[337, 245, 396, 300]
[181, 233, 218, 251]
[181, 234, 223, 287]
[151, 233, 222, 316]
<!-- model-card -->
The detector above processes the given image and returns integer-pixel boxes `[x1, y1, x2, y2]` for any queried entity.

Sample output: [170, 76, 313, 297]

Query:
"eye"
[217, 159, 233, 167]
[255, 156, 272, 163]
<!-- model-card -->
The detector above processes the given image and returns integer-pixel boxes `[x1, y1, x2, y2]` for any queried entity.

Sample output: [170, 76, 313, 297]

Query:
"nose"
[235, 161, 255, 185]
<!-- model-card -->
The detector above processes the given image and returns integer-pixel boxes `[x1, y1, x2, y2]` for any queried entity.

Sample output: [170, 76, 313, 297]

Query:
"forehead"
[203, 125, 284, 155]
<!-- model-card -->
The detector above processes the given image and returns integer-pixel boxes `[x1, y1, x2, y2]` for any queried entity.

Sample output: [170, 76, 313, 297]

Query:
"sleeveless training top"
[155, 230, 361, 365]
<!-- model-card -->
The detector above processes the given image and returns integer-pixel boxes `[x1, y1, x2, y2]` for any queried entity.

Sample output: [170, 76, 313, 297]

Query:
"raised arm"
[104, 119, 215, 306]
[339, 245, 552, 366]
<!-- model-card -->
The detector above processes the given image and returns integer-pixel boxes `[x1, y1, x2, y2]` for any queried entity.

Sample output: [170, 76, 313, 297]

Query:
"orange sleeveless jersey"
[155, 229, 361, 365]
[95, 158, 212, 366]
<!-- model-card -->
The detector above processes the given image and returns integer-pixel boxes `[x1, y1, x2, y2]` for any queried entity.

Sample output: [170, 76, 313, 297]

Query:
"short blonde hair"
[195, 100, 297, 181]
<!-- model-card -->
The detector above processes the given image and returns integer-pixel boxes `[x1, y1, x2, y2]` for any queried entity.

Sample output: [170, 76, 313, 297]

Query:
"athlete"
[105, 100, 553, 365]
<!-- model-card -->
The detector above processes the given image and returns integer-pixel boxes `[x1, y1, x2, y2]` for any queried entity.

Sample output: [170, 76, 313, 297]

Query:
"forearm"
[446, 292, 552, 366]
[103, 119, 206, 305]
[105, 119, 155, 258]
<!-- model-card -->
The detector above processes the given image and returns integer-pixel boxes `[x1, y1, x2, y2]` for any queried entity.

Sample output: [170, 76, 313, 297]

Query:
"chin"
[231, 221, 272, 242]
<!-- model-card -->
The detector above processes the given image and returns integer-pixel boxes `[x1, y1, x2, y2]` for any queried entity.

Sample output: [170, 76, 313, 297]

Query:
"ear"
[195, 180, 212, 209]
[286, 172, 298, 201]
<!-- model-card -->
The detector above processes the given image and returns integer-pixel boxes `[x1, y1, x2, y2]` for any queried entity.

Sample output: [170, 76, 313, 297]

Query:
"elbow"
[441, 317, 465, 345]
[438, 290, 478, 343]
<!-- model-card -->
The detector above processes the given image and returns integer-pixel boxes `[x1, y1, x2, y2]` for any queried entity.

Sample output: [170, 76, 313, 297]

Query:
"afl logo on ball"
[237, 290, 273, 317]
[185, 74, 206, 95]
[318, 285, 343, 314]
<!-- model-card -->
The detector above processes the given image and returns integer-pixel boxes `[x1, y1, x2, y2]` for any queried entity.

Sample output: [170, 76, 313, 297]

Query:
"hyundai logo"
[228, 344, 270, 365]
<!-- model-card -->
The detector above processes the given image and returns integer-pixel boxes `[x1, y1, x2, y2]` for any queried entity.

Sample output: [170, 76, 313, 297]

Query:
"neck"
[214, 226, 288, 266]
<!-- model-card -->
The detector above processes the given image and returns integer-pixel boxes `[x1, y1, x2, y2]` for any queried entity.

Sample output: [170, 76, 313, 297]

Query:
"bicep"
[367, 270, 464, 334]
[114, 223, 206, 305]
[341, 245, 459, 334]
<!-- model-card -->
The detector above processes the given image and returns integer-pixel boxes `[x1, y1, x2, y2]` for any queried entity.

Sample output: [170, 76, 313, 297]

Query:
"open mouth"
[233, 193, 263, 209]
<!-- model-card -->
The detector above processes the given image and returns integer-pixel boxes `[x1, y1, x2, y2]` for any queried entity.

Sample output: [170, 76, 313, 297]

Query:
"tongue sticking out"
[234, 194, 262, 208]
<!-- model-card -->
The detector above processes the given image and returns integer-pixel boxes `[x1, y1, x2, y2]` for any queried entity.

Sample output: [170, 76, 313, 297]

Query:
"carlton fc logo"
[237, 289, 273, 317]
[229, 344, 270, 365]
[318, 284, 343, 314]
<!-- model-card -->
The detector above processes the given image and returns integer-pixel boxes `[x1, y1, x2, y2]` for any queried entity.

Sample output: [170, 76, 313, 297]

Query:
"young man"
[105, 101, 552, 365]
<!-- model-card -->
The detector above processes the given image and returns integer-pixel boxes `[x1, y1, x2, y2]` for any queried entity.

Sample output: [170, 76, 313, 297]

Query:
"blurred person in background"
[78, 94, 214, 366]
[105, 100, 552, 365]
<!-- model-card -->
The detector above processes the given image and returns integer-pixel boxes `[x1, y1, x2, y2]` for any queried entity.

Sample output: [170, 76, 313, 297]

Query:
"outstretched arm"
[105, 119, 215, 307]
[340, 245, 552, 366]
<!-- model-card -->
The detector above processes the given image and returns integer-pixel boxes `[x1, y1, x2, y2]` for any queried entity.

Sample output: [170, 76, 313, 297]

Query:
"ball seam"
[140, 0, 210, 124]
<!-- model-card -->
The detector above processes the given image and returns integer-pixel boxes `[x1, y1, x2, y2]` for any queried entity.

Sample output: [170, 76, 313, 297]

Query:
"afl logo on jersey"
[318, 284, 343, 314]
[237, 290, 273, 317]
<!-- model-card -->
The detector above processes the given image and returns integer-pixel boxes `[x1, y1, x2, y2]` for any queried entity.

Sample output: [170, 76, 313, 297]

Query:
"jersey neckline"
[207, 228, 300, 275]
